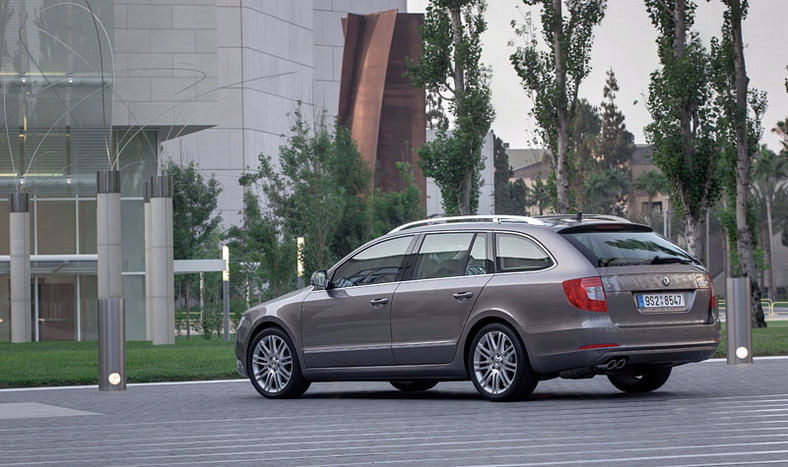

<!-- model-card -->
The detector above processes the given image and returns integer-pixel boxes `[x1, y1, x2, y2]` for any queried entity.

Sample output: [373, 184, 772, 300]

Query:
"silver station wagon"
[235, 215, 721, 402]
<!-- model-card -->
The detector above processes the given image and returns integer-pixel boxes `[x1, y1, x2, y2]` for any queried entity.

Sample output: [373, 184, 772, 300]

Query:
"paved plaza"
[1, 358, 788, 466]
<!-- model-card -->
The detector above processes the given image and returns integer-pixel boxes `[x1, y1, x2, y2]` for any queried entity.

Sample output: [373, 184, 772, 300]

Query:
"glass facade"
[1, 2, 159, 341]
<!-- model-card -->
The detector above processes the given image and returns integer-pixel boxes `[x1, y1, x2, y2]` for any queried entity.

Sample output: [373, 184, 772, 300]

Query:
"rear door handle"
[452, 291, 474, 301]
[369, 297, 389, 307]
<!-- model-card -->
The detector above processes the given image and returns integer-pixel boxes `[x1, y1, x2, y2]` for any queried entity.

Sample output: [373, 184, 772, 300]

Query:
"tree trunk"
[729, 1, 766, 328]
[551, 0, 570, 213]
[185, 276, 191, 340]
[683, 214, 703, 260]
[449, 7, 472, 215]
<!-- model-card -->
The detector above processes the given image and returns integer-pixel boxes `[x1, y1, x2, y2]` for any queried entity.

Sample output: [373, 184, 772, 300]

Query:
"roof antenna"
[576, 212, 582, 222]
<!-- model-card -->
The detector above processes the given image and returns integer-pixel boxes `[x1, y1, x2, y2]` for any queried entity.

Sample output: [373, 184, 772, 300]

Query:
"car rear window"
[561, 229, 700, 267]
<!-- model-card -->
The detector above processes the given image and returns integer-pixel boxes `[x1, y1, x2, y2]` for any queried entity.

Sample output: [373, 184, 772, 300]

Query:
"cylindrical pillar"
[98, 298, 126, 391]
[9, 193, 31, 343]
[222, 245, 230, 342]
[144, 182, 153, 341]
[97, 170, 125, 390]
[726, 277, 753, 364]
[150, 175, 174, 345]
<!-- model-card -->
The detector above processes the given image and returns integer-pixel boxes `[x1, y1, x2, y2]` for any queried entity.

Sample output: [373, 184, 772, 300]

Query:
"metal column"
[97, 170, 125, 390]
[9, 193, 31, 343]
[726, 277, 753, 364]
[150, 175, 174, 345]
[144, 182, 153, 341]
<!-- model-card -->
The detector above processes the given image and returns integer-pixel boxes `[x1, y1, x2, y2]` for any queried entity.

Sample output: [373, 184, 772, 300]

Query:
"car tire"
[390, 380, 438, 392]
[608, 367, 672, 393]
[468, 323, 538, 402]
[248, 327, 310, 399]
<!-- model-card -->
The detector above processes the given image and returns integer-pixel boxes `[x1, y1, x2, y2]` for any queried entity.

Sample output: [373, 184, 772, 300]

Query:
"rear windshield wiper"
[650, 256, 693, 265]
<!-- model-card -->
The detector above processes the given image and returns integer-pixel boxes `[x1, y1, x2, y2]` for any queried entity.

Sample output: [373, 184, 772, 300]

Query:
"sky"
[406, 0, 788, 153]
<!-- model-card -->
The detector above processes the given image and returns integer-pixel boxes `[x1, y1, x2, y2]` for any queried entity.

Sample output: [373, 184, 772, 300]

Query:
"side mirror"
[310, 270, 328, 289]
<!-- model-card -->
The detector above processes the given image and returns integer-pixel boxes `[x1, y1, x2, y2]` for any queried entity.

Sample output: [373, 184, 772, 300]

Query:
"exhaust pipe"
[603, 358, 628, 370]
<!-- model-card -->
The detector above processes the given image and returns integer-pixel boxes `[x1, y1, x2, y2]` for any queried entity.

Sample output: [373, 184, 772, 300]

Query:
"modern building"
[1, 0, 412, 342]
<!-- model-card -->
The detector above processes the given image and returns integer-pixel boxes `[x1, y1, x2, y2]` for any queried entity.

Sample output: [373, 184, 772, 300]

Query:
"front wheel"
[468, 323, 538, 402]
[248, 327, 310, 399]
[608, 367, 672, 393]
[390, 380, 438, 392]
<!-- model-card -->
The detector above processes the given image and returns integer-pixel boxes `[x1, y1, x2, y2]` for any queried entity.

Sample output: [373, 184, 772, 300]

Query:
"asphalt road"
[1, 358, 788, 466]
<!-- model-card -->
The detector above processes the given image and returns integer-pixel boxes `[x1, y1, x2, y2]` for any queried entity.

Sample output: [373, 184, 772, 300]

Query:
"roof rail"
[389, 215, 546, 234]
[536, 214, 632, 223]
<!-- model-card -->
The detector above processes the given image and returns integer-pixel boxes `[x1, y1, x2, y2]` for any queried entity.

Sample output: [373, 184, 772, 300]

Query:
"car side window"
[414, 232, 475, 280]
[465, 233, 490, 275]
[496, 233, 553, 272]
[331, 235, 413, 288]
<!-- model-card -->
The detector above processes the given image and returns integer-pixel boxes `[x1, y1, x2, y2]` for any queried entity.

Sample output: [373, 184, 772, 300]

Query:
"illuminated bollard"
[98, 298, 126, 391]
[726, 277, 753, 365]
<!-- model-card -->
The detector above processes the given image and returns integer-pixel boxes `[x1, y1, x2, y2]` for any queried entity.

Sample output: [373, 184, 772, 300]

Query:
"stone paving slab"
[0, 358, 787, 466]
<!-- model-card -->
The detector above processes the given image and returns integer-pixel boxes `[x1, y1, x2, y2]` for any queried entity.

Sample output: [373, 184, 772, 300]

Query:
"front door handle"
[369, 297, 389, 308]
[452, 291, 474, 301]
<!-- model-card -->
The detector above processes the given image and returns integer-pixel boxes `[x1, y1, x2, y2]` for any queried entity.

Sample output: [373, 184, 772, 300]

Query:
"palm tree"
[635, 170, 667, 225]
[752, 145, 788, 300]
[773, 118, 788, 151]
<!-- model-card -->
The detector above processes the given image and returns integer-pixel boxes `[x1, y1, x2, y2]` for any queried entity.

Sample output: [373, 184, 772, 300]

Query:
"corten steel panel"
[338, 11, 426, 208]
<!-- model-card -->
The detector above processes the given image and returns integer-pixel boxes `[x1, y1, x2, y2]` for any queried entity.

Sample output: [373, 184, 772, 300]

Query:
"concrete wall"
[113, 0, 218, 130]
[163, 0, 407, 227]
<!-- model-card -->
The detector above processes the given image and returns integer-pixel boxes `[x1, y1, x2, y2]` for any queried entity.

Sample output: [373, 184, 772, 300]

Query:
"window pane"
[496, 234, 553, 272]
[37, 200, 76, 254]
[414, 233, 474, 280]
[78, 200, 97, 254]
[466, 234, 489, 276]
[332, 236, 413, 287]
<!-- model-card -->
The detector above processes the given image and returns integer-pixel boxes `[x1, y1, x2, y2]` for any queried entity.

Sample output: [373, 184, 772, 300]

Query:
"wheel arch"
[461, 312, 531, 377]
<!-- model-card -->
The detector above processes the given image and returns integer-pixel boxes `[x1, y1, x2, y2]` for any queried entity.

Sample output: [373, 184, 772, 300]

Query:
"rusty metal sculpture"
[338, 11, 426, 207]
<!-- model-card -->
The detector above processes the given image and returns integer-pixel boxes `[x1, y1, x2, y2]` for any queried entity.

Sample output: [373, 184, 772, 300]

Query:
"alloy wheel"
[473, 330, 518, 395]
[251, 334, 293, 394]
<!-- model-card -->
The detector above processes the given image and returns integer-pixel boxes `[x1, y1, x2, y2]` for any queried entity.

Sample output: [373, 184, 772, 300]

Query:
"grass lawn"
[1, 322, 786, 389]
[0, 336, 241, 389]
[714, 320, 788, 358]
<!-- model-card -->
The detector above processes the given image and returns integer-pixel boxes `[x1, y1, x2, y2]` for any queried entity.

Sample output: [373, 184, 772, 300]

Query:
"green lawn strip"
[714, 321, 788, 358]
[0, 337, 241, 389]
[2, 323, 787, 388]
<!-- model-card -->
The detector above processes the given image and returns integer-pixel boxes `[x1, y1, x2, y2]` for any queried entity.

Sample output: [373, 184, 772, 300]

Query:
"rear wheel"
[390, 380, 438, 392]
[468, 323, 538, 402]
[248, 327, 310, 399]
[608, 367, 672, 393]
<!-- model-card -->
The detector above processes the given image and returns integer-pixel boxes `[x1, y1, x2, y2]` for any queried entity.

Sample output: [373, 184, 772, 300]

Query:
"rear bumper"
[523, 315, 721, 374]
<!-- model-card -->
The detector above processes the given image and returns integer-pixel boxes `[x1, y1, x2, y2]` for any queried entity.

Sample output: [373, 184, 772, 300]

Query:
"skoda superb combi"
[235, 215, 720, 402]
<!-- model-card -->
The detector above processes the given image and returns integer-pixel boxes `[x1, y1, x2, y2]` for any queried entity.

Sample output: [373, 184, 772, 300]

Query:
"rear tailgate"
[559, 223, 713, 327]
[600, 265, 712, 327]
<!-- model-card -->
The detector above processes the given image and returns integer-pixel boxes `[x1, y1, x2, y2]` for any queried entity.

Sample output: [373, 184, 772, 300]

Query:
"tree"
[239, 106, 384, 280]
[773, 118, 788, 151]
[644, 0, 722, 259]
[226, 191, 296, 303]
[493, 135, 527, 215]
[510, 0, 607, 213]
[751, 145, 788, 300]
[710, 0, 767, 327]
[408, 0, 494, 215]
[370, 163, 425, 238]
[526, 175, 552, 215]
[167, 161, 222, 340]
[597, 69, 635, 169]
[580, 167, 630, 216]
[635, 169, 668, 224]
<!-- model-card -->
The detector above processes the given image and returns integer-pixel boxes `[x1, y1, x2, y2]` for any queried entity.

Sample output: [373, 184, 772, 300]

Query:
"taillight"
[562, 276, 608, 312]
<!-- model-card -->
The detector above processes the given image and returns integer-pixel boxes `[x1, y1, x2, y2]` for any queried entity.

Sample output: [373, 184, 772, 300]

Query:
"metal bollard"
[726, 277, 753, 365]
[98, 298, 126, 390]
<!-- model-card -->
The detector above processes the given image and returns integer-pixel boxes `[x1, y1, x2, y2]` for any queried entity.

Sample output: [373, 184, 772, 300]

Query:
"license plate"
[636, 293, 685, 309]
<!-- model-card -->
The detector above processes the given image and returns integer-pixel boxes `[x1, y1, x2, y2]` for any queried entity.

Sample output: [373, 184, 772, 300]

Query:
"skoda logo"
[661, 276, 670, 286]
